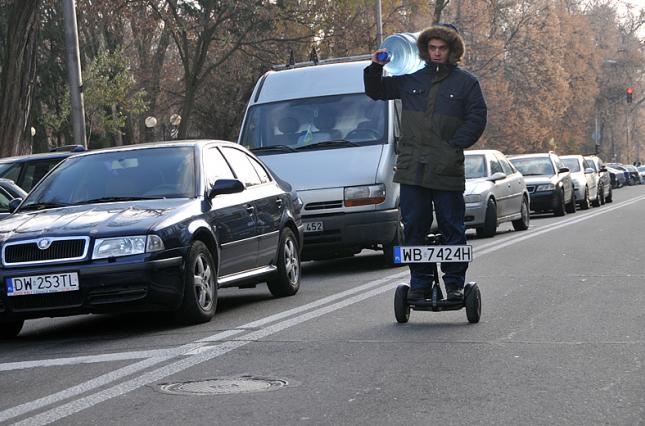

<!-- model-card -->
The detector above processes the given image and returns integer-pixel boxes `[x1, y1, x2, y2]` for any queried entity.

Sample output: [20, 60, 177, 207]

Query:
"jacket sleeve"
[449, 79, 487, 148]
[363, 62, 403, 100]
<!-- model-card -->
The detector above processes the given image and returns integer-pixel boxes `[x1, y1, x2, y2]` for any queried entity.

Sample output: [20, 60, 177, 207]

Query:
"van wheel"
[476, 199, 497, 238]
[175, 241, 217, 324]
[267, 228, 301, 297]
[384, 221, 404, 267]
[512, 196, 530, 231]
[0, 320, 24, 339]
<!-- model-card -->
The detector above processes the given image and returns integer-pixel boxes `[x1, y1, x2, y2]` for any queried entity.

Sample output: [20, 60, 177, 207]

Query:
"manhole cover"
[157, 376, 288, 395]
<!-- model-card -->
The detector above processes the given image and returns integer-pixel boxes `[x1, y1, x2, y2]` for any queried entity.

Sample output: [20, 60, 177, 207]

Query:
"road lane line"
[4, 192, 645, 424]
[0, 272, 409, 372]
[11, 283, 399, 426]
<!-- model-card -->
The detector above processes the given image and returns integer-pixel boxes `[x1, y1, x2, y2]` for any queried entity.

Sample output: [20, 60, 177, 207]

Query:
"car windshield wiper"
[20, 202, 69, 211]
[250, 145, 297, 153]
[295, 140, 359, 151]
[72, 196, 166, 205]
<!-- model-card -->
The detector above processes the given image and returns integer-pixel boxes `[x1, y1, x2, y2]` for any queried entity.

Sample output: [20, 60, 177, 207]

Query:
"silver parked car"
[464, 150, 530, 238]
[584, 155, 612, 204]
[560, 155, 598, 209]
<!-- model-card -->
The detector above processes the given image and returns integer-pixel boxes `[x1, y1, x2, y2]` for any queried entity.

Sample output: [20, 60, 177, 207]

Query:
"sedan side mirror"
[488, 172, 507, 181]
[599, 166, 607, 172]
[558, 167, 570, 174]
[584, 167, 595, 174]
[8, 198, 22, 213]
[207, 179, 245, 199]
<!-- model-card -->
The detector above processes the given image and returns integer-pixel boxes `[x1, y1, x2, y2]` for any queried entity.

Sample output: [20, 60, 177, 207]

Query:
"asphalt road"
[1, 185, 644, 425]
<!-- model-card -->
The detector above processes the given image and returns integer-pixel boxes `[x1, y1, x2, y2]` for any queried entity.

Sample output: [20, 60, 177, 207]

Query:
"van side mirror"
[8, 198, 22, 213]
[584, 167, 595, 174]
[599, 166, 607, 172]
[207, 179, 245, 199]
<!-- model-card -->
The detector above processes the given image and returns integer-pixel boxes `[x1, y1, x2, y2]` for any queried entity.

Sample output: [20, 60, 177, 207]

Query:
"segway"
[393, 233, 481, 324]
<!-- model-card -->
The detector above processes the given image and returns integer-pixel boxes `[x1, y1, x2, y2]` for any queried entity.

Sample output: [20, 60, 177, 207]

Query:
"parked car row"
[0, 141, 304, 338]
[463, 149, 618, 235]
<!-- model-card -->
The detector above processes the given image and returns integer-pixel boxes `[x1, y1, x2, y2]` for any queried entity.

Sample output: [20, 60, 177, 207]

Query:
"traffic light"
[626, 87, 634, 103]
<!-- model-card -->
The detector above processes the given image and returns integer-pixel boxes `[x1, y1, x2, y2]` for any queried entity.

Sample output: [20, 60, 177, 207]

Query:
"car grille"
[526, 185, 536, 193]
[2, 237, 89, 267]
[305, 200, 343, 211]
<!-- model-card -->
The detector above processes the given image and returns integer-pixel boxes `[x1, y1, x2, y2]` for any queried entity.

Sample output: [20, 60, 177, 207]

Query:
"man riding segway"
[364, 23, 487, 321]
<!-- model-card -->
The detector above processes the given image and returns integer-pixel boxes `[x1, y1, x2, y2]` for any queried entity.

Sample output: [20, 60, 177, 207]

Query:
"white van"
[238, 59, 402, 265]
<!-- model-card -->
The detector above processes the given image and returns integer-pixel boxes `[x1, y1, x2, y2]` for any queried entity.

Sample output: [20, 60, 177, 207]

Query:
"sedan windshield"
[465, 155, 486, 179]
[240, 93, 387, 152]
[22, 147, 195, 209]
[561, 158, 581, 172]
[510, 157, 555, 176]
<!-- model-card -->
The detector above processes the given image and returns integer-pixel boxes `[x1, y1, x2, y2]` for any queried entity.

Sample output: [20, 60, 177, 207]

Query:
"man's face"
[428, 38, 450, 63]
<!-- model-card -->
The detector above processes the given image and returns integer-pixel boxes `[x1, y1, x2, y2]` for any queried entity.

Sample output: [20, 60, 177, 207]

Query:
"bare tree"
[0, 0, 40, 156]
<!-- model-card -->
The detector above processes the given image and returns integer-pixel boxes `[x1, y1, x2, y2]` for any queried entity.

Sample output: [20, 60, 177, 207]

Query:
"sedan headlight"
[344, 184, 386, 207]
[92, 235, 164, 259]
[536, 183, 555, 192]
[464, 194, 482, 203]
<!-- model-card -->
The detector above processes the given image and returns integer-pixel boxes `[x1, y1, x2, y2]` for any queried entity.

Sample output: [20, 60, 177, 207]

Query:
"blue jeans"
[400, 184, 467, 292]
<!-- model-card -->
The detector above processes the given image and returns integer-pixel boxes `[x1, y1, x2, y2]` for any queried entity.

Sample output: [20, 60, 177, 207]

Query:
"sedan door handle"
[275, 198, 283, 208]
[246, 205, 255, 215]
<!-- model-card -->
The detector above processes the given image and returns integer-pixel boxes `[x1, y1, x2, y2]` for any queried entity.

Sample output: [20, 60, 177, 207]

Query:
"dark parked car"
[0, 145, 85, 192]
[0, 178, 28, 220]
[0, 140, 303, 338]
[508, 152, 576, 216]
[606, 163, 632, 186]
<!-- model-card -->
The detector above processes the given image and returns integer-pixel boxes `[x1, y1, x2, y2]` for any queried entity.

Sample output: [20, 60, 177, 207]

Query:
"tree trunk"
[0, 0, 40, 157]
[433, 0, 448, 23]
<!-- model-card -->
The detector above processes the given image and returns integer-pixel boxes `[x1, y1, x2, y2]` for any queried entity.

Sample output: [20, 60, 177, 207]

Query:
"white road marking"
[2, 193, 644, 425]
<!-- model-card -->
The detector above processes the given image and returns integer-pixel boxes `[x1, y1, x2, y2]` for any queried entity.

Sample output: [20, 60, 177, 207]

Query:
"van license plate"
[6, 272, 80, 296]
[304, 221, 323, 233]
[393, 245, 473, 264]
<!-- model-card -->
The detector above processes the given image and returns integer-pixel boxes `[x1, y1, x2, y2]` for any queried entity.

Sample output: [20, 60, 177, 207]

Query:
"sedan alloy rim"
[193, 254, 214, 311]
[283, 238, 299, 284]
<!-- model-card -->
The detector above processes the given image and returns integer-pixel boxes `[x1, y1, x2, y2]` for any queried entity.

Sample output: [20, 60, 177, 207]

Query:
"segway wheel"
[394, 285, 410, 323]
[464, 282, 481, 324]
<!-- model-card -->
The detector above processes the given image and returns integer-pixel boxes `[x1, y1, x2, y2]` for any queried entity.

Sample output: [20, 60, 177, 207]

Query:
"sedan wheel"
[512, 196, 530, 231]
[593, 184, 603, 207]
[176, 241, 217, 324]
[267, 228, 301, 297]
[580, 187, 591, 210]
[554, 189, 566, 216]
[476, 198, 497, 238]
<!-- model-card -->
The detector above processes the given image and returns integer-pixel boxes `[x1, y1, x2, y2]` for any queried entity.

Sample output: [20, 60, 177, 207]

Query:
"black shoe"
[407, 288, 429, 302]
[445, 288, 464, 302]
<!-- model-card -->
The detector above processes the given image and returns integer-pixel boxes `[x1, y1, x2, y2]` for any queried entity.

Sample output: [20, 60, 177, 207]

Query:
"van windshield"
[240, 94, 387, 152]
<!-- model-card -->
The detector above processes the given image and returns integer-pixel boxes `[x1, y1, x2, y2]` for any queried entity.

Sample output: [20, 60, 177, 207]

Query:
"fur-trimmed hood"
[417, 24, 465, 65]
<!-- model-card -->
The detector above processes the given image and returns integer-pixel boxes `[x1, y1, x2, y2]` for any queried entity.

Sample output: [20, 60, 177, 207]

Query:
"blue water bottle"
[378, 32, 423, 76]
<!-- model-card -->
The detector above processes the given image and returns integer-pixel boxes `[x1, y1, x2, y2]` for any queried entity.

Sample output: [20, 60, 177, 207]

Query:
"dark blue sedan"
[0, 140, 303, 338]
